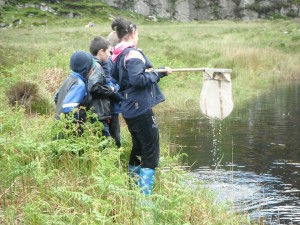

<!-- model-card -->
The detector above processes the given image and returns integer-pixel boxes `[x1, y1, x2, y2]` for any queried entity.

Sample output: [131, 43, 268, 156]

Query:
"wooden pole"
[153, 68, 232, 73]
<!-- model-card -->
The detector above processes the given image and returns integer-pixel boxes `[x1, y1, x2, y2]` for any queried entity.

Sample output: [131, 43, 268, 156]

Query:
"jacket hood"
[70, 71, 86, 83]
[112, 42, 135, 62]
[70, 50, 94, 78]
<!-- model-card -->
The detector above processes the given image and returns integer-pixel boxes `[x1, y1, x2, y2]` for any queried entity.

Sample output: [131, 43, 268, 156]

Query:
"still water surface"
[158, 82, 300, 224]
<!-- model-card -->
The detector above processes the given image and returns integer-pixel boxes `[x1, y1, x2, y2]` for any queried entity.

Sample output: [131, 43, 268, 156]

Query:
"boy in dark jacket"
[88, 36, 119, 137]
[54, 50, 94, 132]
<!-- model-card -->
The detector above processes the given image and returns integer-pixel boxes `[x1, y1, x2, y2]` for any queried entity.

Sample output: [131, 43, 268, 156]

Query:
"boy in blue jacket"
[54, 50, 94, 135]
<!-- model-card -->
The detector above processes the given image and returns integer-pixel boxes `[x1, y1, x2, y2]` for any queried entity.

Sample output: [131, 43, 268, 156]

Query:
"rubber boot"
[139, 168, 155, 196]
[129, 165, 141, 189]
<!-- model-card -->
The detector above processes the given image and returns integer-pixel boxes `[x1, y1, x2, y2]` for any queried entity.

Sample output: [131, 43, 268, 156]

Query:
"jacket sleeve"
[125, 50, 159, 88]
[101, 59, 113, 81]
[90, 83, 114, 98]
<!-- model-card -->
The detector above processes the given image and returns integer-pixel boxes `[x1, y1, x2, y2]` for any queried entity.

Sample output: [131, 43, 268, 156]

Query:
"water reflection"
[157, 82, 300, 224]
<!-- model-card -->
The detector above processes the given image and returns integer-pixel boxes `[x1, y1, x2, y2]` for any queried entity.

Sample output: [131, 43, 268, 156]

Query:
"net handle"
[153, 68, 232, 73]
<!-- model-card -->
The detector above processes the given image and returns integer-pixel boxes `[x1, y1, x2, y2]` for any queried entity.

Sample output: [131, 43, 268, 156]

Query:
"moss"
[287, 10, 298, 18]
[245, 3, 271, 14]
[170, 0, 176, 17]
[245, 1, 296, 18]
[211, 0, 220, 19]
[194, 0, 206, 9]
[269, 13, 289, 20]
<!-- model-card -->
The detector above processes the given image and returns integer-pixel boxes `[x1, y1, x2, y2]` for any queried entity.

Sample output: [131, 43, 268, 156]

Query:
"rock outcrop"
[103, 0, 300, 21]
[0, 0, 299, 25]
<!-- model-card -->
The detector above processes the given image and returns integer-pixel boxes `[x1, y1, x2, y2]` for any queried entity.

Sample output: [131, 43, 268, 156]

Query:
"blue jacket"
[111, 45, 165, 119]
[54, 50, 94, 120]
[54, 71, 87, 120]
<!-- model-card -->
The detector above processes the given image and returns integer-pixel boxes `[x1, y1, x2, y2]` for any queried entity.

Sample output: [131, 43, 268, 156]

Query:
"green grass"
[0, 108, 250, 224]
[1, 16, 300, 224]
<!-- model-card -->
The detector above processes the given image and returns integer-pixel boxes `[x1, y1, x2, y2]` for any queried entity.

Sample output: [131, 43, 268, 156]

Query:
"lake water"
[157, 82, 300, 224]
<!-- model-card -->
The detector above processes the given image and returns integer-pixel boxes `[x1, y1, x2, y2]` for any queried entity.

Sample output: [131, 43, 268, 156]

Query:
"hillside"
[1, 0, 300, 28]
[0, 0, 143, 28]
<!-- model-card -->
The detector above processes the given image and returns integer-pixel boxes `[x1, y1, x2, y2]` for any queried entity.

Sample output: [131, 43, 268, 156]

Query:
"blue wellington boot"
[139, 168, 155, 196]
[129, 165, 141, 188]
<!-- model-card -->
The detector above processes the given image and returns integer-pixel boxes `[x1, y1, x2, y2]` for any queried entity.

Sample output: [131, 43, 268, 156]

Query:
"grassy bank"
[1, 18, 300, 224]
[0, 107, 250, 224]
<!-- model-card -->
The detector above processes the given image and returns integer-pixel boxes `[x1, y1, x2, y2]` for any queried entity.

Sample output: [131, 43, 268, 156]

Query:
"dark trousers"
[109, 114, 121, 147]
[124, 109, 160, 169]
[101, 120, 110, 137]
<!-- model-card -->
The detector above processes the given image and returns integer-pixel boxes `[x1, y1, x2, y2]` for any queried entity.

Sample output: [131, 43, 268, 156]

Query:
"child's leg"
[101, 120, 110, 137]
[109, 114, 121, 147]
[125, 110, 159, 196]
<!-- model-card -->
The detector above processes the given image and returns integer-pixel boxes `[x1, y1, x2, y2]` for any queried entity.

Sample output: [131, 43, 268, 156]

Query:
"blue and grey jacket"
[111, 44, 165, 119]
[54, 72, 87, 120]
[54, 50, 94, 120]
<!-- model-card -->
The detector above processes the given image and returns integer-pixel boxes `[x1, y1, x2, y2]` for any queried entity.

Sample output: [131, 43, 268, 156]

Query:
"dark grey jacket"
[87, 61, 111, 121]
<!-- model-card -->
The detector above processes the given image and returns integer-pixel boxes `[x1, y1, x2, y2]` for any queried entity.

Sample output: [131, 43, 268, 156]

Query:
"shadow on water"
[158, 82, 300, 224]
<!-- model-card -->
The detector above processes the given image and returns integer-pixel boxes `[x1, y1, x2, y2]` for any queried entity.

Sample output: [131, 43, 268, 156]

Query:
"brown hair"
[107, 31, 119, 47]
[111, 17, 137, 40]
[89, 36, 110, 56]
